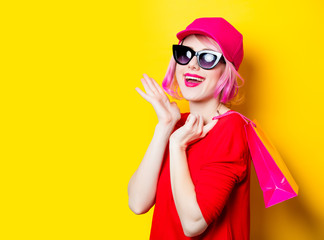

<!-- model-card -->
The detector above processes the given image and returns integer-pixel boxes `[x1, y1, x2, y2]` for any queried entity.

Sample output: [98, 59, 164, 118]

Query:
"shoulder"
[204, 111, 250, 162]
[214, 111, 247, 134]
[207, 111, 248, 148]
[221, 111, 246, 125]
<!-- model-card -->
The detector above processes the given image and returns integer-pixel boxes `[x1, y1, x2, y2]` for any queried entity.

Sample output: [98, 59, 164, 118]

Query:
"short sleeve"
[195, 114, 249, 225]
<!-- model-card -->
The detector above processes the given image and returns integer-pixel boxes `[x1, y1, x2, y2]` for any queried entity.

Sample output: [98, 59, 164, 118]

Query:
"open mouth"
[184, 74, 205, 87]
[185, 76, 204, 83]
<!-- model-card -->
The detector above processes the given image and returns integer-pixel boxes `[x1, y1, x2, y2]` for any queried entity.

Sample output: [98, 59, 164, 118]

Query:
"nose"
[187, 56, 200, 70]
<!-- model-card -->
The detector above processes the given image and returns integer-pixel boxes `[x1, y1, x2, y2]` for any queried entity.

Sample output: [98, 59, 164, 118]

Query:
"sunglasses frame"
[172, 44, 225, 70]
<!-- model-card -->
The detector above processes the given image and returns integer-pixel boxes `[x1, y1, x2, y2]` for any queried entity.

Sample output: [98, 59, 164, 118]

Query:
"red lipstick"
[184, 73, 205, 87]
[184, 73, 205, 79]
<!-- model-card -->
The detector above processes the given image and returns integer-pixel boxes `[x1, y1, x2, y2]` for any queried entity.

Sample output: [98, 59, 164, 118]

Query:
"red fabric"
[150, 111, 251, 240]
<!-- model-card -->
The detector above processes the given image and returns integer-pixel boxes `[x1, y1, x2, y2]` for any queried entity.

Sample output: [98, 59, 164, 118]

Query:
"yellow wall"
[1, 0, 323, 239]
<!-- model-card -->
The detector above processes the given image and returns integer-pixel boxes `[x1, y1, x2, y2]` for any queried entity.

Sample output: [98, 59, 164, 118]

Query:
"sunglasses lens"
[199, 53, 218, 69]
[174, 46, 192, 65]
[173, 45, 222, 69]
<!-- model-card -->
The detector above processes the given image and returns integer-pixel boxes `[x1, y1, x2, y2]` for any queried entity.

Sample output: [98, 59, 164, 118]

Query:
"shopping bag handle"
[212, 110, 257, 127]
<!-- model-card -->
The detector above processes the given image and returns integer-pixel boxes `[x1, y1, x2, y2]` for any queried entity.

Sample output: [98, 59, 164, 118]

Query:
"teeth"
[185, 76, 204, 82]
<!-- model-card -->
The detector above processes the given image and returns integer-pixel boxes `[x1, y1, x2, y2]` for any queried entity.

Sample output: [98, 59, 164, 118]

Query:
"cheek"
[175, 65, 183, 75]
[210, 68, 224, 84]
[175, 66, 184, 84]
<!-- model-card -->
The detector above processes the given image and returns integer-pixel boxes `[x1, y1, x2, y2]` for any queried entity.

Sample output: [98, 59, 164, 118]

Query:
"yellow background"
[1, 0, 323, 239]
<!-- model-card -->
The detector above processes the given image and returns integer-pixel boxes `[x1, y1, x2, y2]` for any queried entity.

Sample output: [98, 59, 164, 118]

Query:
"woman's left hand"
[170, 114, 217, 150]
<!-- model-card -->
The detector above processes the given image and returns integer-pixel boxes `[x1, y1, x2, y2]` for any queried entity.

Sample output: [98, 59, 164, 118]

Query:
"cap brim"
[177, 29, 214, 42]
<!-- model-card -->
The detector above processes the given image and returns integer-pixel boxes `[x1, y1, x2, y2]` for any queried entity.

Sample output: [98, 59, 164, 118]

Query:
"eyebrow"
[196, 47, 219, 53]
[182, 45, 215, 52]
[201, 48, 214, 51]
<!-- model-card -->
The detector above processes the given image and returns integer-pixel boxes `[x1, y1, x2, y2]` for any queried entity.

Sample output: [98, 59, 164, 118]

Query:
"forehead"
[182, 35, 213, 51]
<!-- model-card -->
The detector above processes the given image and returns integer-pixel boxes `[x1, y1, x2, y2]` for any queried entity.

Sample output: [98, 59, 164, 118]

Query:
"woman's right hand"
[136, 73, 181, 127]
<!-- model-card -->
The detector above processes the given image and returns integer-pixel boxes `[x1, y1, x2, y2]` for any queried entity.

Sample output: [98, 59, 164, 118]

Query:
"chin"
[179, 87, 213, 102]
[182, 93, 213, 103]
[180, 90, 199, 101]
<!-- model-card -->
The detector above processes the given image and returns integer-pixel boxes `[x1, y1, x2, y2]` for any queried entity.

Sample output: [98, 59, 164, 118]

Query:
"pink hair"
[162, 34, 245, 105]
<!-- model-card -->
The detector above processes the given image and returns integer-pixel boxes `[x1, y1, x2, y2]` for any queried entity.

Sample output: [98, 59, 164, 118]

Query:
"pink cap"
[176, 17, 244, 70]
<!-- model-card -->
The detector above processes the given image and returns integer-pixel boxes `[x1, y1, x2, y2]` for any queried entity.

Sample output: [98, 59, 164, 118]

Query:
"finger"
[170, 102, 180, 111]
[197, 115, 204, 135]
[135, 87, 151, 102]
[150, 76, 166, 96]
[140, 78, 155, 97]
[191, 114, 198, 126]
[191, 113, 199, 131]
[143, 73, 159, 95]
[170, 102, 178, 107]
[186, 114, 191, 123]
[186, 113, 197, 127]
[186, 113, 195, 123]
[202, 120, 218, 136]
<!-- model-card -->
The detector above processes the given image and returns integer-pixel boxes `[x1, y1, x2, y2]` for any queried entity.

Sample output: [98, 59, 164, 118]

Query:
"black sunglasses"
[172, 44, 225, 70]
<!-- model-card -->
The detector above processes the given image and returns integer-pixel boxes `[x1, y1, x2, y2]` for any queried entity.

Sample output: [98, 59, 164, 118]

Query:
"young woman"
[128, 17, 251, 240]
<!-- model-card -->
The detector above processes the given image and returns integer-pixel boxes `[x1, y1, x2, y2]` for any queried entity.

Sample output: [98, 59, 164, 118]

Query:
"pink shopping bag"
[213, 111, 298, 208]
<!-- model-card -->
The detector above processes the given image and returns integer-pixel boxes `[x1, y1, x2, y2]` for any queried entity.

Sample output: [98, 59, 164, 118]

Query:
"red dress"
[150, 110, 251, 240]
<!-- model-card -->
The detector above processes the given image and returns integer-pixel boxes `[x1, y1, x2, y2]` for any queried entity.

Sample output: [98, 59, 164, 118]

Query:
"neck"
[189, 98, 226, 124]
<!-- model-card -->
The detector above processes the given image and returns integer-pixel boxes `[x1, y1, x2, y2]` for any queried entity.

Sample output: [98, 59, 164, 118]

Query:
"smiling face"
[175, 34, 226, 103]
